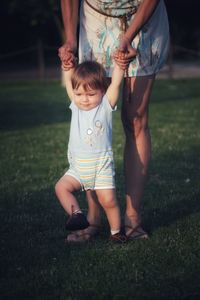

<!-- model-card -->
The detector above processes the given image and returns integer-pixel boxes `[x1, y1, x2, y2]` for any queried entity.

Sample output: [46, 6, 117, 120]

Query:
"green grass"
[0, 79, 200, 300]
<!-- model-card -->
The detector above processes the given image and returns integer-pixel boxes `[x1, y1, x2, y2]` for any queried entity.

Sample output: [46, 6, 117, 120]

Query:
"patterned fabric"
[65, 94, 116, 190]
[66, 150, 115, 190]
[79, 0, 170, 77]
[68, 95, 116, 154]
[86, 0, 142, 17]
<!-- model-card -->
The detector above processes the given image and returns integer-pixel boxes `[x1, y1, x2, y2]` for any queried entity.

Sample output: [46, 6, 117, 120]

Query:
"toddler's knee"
[102, 197, 117, 210]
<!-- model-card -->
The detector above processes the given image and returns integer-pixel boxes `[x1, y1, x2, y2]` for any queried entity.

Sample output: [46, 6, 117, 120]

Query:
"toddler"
[55, 52, 127, 243]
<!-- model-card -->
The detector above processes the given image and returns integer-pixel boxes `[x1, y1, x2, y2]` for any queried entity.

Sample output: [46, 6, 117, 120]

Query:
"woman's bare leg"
[86, 190, 102, 225]
[121, 75, 155, 234]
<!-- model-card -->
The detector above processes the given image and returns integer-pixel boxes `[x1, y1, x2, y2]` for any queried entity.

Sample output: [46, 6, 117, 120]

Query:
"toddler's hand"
[61, 52, 77, 71]
[114, 50, 125, 60]
[114, 36, 137, 70]
[113, 50, 128, 70]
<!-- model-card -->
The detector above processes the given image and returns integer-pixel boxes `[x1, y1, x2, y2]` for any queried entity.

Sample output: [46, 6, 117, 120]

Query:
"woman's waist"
[85, 0, 141, 17]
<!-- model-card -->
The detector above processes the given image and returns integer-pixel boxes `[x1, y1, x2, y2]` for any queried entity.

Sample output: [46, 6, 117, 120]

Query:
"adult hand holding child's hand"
[58, 43, 77, 70]
[114, 36, 137, 70]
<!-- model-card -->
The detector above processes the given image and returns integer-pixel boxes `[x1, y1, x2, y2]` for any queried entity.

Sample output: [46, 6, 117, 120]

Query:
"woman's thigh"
[121, 75, 155, 136]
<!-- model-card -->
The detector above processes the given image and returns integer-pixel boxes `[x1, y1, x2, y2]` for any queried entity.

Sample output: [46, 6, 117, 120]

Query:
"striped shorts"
[65, 150, 115, 190]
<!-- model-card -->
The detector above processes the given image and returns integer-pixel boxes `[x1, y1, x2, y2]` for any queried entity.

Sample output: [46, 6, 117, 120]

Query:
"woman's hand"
[114, 36, 137, 70]
[58, 42, 77, 70]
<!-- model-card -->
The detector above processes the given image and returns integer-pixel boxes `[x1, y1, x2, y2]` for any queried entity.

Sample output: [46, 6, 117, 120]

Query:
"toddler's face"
[73, 85, 103, 111]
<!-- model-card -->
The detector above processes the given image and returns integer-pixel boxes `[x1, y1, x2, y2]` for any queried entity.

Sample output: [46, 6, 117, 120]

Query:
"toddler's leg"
[55, 175, 81, 215]
[66, 190, 101, 242]
[95, 189, 121, 234]
[96, 189, 127, 243]
[55, 175, 89, 231]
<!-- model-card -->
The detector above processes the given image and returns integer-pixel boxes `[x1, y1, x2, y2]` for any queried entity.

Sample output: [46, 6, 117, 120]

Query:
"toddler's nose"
[82, 95, 89, 102]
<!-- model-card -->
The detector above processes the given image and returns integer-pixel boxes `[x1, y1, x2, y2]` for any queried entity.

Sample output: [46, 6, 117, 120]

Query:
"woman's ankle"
[87, 215, 101, 226]
[125, 212, 141, 227]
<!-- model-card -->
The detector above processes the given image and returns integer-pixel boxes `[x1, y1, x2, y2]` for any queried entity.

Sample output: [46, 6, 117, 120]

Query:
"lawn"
[0, 79, 200, 300]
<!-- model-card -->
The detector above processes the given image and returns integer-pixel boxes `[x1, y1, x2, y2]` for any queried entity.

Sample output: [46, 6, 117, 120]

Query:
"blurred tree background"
[1, 0, 62, 52]
[0, 0, 63, 73]
[0, 0, 200, 73]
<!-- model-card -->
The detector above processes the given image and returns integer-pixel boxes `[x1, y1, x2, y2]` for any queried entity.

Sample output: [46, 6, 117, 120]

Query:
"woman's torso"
[86, 0, 142, 16]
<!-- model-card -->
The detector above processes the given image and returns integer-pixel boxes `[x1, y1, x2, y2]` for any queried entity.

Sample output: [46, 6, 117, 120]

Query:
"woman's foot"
[124, 214, 149, 240]
[65, 224, 100, 242]
[125, 225, 149, 240]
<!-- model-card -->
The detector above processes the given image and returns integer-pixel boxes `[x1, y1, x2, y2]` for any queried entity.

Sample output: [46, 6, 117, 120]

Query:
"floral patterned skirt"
[79, 0, 170, 77]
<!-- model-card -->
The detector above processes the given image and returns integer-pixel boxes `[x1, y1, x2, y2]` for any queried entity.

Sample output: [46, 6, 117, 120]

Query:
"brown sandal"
[65, 224, 101, 243]
[125, 225, 149, 240]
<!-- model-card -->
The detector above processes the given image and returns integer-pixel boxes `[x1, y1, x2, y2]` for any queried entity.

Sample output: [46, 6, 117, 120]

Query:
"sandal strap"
[125, 225, 149, 239]
[124, 224, 141, 237]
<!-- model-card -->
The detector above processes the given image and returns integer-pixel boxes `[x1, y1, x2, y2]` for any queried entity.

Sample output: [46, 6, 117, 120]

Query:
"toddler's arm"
[106, 51, 125, 108]
[61, 52, 76, 101]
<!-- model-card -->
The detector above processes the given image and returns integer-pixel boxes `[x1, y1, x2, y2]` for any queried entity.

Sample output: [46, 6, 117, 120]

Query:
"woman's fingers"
[114, 58, 129, 70]
[126, 45, 137, 59]
[58, 45, 78, 69]
[114, 49, 136, 69]
[118, 36, 137, 59]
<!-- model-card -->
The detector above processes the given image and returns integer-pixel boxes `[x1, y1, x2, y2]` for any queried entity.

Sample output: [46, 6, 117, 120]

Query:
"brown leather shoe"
[109, 232, 127, 244]
[66, 212, 90, 231]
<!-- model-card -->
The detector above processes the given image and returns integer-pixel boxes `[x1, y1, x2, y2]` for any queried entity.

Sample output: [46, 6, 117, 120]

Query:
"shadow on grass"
[1, 79, 200, 299]
[1, 183, 200, 299]
[143, 145, 200, 232]
[145, 190, 200, 232]
[1, 143, 200, 299]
